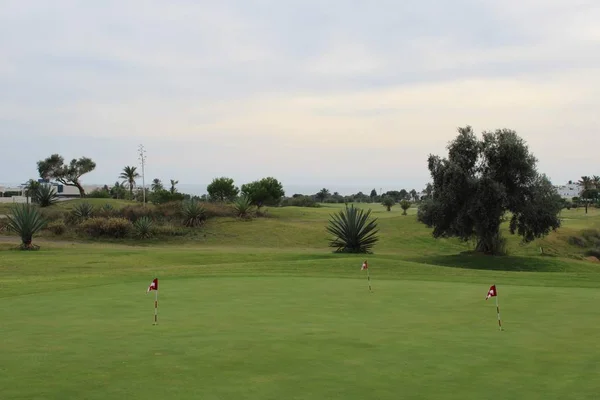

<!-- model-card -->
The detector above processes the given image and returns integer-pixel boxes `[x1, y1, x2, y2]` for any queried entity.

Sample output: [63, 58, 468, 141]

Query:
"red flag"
[147, 278, 158, 293]
[361, 260, 368, 270]
[486, 285, 497, 300]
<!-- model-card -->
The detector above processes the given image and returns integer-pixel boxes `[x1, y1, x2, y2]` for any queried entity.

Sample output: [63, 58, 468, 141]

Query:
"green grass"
[1, 204, 600, 399]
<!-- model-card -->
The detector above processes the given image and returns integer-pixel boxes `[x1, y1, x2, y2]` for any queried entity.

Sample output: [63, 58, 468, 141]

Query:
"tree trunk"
[475, 230, 506, 255]
[75, 182, 85, 198]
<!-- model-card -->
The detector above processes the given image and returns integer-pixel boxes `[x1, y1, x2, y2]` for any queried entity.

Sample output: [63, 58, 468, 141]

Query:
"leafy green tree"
[382, 196, 395, 211]
[326, 205, 379, 253]
[119, 166, 140, 197]
[423, 183, 433, 200]
[316, 188, 330, 202]
[399, 189, 408, 200]
[207, 177, 239, 202]
[370, 189, 377, 200]
[110, 182, 127, 199]
[399, 200, 411, 215]
[241, 177, 285, 207]
[383, 191, 402, 202]
[579, 176, 596, 214]
[37, 154, 96, 197]
[417, 126, 562, 255]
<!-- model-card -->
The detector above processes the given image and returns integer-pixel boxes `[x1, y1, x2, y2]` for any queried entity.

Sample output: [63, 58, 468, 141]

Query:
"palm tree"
[326, 205, 379, 253]
[578, 176, 594, 214]
[24, 179, 40, 204]
[151, 178, 163, 192]
[119, 166, 140, 197]
[316, 188, 330, 202]
[169, 179, 179, 194]
[593, 175, 600, 189]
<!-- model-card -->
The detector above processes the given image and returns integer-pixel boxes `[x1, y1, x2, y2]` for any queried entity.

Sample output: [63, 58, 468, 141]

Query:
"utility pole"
[138, 144, 147, 207]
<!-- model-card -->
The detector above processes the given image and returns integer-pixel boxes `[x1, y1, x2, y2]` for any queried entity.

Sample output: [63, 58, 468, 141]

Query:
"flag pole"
[154, 289, 158, 325]
[495, 285, 502, 331]
[367, 268, 372, 292]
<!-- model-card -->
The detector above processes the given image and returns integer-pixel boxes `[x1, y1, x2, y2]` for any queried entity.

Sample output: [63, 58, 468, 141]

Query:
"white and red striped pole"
[154, 289, 158, 325]
[495, 288, 502, 331]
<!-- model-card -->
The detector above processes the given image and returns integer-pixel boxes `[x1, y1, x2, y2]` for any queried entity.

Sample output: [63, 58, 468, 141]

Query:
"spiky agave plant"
[181, 200, 206, 227]
[72, 202, 94, 220]
[6, 203, 47, 249]
[232, 195, 253, 218]
[34, 184, 59, 207]
[133, 216, 154, 239]
[326, 205, 379, 253]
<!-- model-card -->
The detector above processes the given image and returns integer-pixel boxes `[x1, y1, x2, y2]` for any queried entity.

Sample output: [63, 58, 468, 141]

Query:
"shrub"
[382, 196, 395, 211]
[581, 229, 600, 242]
[281, 196, 319, 207]
[326, 205, 379, 253]
[71, 202, 94, 221]
[118, 205, 154, 222]
[87, 188, 111, 198]
[6, 203, 47, 249]
[40, 208, 66, 222]
[78, 217, 132, 238]
[232, 196, 254, 218]
[182, 200, 207, 227]
[133, 216, 154, 239]
[584, 248, 600, 258]
[104, 217, 132, 238]
[568, 236, 587, 247]
[34, 185, 59, 207]
[46, 220, 66, 235]
[97, 203, 116, 218]
[202, 202, 234, 218]
[399, 200, 411, 215]
[153, 223, 188, 237]
[154, 201, 182, 220]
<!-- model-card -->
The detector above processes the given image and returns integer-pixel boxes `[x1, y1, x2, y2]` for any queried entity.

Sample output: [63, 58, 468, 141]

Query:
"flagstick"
[495, 286, 502, 331]
[367, 268, 372, 292]
[154, 289, 158, 325]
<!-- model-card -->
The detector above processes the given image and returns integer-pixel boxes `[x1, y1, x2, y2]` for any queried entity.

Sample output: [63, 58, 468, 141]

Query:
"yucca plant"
[6, 203, 47, 249]
[72, 202, 94, 220]
[133, 216, 154, 239]
[34, 184, 59, 207]
[326, 205, 379, 253]
[232, 195, 253, 218]
[181, 200, 206, 227]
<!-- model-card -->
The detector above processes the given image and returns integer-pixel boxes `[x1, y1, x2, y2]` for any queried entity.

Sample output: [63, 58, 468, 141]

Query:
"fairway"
[2, 204, 600, 399]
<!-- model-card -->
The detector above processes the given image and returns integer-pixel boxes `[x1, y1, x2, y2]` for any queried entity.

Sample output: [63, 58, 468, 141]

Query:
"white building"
[0, 180, 104, 203]
[555, 183, 583, 199]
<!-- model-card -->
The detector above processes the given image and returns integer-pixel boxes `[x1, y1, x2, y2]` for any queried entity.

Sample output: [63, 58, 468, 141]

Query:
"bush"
[78, 217, 132, 238]
[154, 201, 182, 220]
[232, 196, 254, 218]
[568, 236, 587, 247]
[118, 205, 154, 222]
[150, 190, 186, 205]
[153, 223, 188, 237]
[71, 202, 95, 221]
[6, 203, 47, 249]
[399, 200, 411, 215]
[97, 203, 116, 218]
[133, 216, 154, 239]
[87, 189, 111, 198]
[34, 185, 59, 207]
[581, 229, 600, 242]
[326, 205, 379, 253]
[202, 202, 234, 218]
[46, 220, 66, 235]
[281, 196, 319, 207]
[584, 248, 600, 258]
[40, 208, 67, 222]
[182, 200, 207, 227]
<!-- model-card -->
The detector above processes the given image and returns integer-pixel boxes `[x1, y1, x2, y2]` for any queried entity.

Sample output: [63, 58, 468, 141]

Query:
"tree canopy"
[37, 154, 96, 197]
[241, 177, 284, 207]
[207, 177, 239, 202]
[417, 126, 562, 255]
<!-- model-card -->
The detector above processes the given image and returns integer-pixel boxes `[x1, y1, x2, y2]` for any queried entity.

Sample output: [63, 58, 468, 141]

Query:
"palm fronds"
[326, 205, 379, 253]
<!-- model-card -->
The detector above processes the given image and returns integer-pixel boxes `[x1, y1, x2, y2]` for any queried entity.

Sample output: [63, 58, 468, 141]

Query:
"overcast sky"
[1, 0, 598, 192]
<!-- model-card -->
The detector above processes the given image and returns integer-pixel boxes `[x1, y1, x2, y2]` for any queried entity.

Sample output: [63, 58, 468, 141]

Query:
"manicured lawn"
[1, 205, 600, 399]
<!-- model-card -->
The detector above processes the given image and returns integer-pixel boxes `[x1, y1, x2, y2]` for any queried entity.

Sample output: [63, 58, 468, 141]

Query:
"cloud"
[1, 0, 598, 189]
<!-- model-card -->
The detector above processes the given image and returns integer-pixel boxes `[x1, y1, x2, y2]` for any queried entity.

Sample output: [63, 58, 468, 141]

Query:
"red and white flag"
[486, 285, 497, 300]
[361, 260, 368, 270]
[147, 278, 158, 293]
